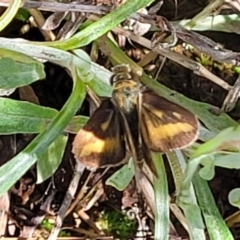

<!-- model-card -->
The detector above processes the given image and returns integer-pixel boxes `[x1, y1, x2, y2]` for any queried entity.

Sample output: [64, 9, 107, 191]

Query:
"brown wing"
[72, 100, 126, 171]
[141, 90, 199, 152]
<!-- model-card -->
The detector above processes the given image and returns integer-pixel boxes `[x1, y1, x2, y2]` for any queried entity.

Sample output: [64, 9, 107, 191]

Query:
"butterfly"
[72, 64, 199, 173]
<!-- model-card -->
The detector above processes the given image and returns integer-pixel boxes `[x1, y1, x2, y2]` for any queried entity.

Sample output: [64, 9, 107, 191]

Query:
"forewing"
[72, 99, 126, 171]
[141, 90, 199, 152]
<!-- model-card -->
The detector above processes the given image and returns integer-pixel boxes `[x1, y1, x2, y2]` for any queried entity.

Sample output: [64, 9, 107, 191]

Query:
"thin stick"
[0, 0, 110, 14]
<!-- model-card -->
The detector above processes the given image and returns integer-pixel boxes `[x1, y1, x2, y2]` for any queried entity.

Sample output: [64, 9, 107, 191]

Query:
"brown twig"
[0, 0, 110, 14]
[221, 74, 240, 112]
[47, 162, 85, 240]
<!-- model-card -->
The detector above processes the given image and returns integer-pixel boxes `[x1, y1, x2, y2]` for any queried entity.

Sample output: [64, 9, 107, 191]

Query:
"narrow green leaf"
[0, 48, 42, 64]
[0, 98, 57, 134]
[174, 14, 240, 34]
[175, 152, 205, 239]
[0, 97, 88, 134]
[0, 57, 45, 89]
[193, 174, 234, 240]
[185, 204, 204, 229]
[192, 126, 240, 158]
[166, 151, 184, 194]
[106, 158, 134, 191]
[87, 77, 113, 98]
[44, 0, 155, 50]
[79, 65, 113, 99]
[152, 153, 169, 240]
[168, 151, 206, 239]
[0, 97, 56, 118]
[214, 153, 240, 169]
[37, 134, 68, 184]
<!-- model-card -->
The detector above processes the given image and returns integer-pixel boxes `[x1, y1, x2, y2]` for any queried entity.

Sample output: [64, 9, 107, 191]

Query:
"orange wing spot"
[74, 131, 117, 157]
[80, 137, 105, 156]
[148, 122, 194, 140]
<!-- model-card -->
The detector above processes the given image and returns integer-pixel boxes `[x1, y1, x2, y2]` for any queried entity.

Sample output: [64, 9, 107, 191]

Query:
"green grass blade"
[192, 125, 240, 158]
[0, 97, 88, 134]
[166, 151, 184, 194]
[37, 134, 68, 184]
[40, 0, 155, 50]
[173, 14, 240, 34]
[0, 0, 21, 31]
[0, 98, 57, 134]
[152, 153, 169, 240]
[193, 173, 234, 240]
[0, 57, 45, 89]
[174, 151, 205, 240]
